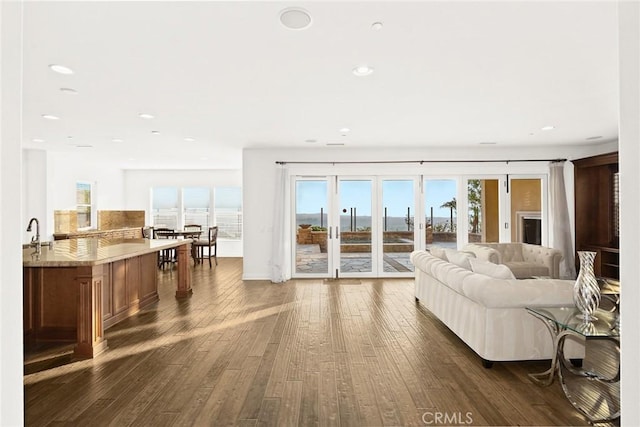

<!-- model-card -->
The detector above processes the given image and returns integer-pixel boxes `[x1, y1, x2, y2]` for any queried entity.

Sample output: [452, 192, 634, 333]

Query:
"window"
[215, 187, 242, 240]
[183, 187, 210, 230]
[152, 187, 179, 229]
[424, 179, 457, 249]
[76, 182, 92, 229]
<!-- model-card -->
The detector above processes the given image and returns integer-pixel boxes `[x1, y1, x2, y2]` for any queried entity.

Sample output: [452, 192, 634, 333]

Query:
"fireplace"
[516, 211, 541, 245]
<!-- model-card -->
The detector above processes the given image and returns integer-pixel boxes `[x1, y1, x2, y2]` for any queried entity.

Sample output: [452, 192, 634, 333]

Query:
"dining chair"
[142, 226, 154, 239]
[193, 226, 218, 268]
[183, 224, 202, 260]
[153, 227, 176, 269]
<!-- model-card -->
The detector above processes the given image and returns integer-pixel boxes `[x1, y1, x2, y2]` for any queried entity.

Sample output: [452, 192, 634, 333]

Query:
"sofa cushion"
[504, 262, 549, 279]
[469, 257, 516, 280]
[494, 243, 525, 262]
[445, 249, 474, 270]
[463, 244, 501, 263]
[461, 275, 575, 308]
[429, 246, 448, 261]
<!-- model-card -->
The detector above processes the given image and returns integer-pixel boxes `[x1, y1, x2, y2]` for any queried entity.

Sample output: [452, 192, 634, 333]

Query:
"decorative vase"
[573, 251, 601, 321]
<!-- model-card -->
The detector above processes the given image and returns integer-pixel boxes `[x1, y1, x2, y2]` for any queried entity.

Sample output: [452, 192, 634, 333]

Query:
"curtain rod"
[275, 158, 567, 165]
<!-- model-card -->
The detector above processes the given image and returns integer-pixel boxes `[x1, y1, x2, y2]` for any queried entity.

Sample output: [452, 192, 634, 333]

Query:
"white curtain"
[550, 161, 576, 279]
[270, 165, 289, 283]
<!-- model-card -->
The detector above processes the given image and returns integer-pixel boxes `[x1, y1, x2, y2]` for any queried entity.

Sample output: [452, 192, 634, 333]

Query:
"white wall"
[619, 2, 640, 425]
[21, 150, 126, 242]
[123, 169, 243, 257]
[1, 0, 24, 423]
[243, 143, 617, 280]
[22, 149, 48, 242]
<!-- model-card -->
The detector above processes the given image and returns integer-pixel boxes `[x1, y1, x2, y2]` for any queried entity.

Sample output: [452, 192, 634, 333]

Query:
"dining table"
[154, 229, 203, 263]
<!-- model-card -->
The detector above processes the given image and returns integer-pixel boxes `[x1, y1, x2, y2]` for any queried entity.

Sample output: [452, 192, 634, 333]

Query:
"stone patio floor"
[295, 244, 414, 274]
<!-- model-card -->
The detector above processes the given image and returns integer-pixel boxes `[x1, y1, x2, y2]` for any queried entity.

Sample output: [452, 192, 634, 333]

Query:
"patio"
[295, 244, 414, 274]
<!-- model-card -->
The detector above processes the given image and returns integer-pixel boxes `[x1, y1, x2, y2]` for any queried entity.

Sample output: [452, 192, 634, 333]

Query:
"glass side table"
[526, 306, 620, 424]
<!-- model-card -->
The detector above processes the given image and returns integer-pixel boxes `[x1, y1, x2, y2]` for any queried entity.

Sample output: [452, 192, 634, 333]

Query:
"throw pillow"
[444, 249, 473, 270]
[429, 246, 448, 261]
[469, 257, 516, 280]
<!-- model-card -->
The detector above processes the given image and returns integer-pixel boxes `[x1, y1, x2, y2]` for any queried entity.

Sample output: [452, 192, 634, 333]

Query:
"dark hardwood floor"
[24, 258, 614, 426]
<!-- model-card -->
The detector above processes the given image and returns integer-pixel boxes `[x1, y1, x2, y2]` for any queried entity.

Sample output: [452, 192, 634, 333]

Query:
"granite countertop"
[23, 238, 190, 267]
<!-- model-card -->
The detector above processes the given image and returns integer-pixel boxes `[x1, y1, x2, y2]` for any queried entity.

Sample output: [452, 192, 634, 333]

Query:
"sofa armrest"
[463, 244, 501, 263]
[521, 243, 563, 279]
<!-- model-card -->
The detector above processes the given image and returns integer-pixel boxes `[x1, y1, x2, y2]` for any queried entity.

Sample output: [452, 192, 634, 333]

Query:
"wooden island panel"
[103, 253, 158, 329]
[24, 255, 158, 357]
[23, 267, 79, 342]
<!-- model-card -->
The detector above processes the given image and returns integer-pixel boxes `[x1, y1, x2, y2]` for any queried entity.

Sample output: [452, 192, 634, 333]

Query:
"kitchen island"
[23, 238, 192, 358]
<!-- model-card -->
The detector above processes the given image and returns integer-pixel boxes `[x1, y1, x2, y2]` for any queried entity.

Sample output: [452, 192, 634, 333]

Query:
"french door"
[293, 174, 545, 278]
[459, 175, 547, 247]
[293, 176, 418, 278]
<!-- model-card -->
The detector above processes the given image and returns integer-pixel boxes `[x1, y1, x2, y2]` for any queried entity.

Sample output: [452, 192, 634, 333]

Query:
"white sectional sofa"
[464, 242, 563, 279]
[410, 249, 583, 367]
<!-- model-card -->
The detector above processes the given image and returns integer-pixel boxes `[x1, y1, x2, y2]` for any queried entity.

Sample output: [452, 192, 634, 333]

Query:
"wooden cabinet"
[24, 252, 159, 358]
[573, 152, 619, 279]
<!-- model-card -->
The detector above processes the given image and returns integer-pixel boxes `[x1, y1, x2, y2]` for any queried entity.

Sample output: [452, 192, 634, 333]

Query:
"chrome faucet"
[26, 217, 41, 254]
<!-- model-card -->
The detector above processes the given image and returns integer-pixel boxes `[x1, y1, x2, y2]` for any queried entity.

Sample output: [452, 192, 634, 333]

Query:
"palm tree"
[468, 180, 481, 233]
[440, 198, 456, 232]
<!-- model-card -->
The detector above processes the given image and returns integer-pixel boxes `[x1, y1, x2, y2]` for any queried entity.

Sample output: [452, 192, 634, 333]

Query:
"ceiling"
[20, 1, 619, 170]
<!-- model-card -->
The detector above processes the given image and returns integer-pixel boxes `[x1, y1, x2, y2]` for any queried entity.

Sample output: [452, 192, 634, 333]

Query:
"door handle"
[329, 226, 332, 239]
[336, 226, 340, 239]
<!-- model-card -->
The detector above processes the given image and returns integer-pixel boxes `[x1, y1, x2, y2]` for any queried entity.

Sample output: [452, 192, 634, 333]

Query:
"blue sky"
[296, 179, 457, 217]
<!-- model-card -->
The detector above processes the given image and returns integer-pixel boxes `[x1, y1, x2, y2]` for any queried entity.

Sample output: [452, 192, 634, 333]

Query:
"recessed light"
[305, 139, 317, 143]
[371, 22, 383, 30]
[59, 87, 78, 95]
[49, 64, 73, 75]
[32, 138, 45, 143]
[112, 138, 123, 143]
[138, 113, 155, 119]
[279, 7, 312, 30]
[541, 125, 555, 131]
[586, 135, 603, 140]
[184, 137, 196, 142]
[339, 127, 350, 134]
[42, 114, 60, 120]
[353, 65, 374, 77]
[151, 130, 160, 135]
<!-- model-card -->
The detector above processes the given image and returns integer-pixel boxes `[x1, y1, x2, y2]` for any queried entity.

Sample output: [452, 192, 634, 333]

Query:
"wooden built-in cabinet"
[23, 252, 159, 357]
[573, 152, 619, 279]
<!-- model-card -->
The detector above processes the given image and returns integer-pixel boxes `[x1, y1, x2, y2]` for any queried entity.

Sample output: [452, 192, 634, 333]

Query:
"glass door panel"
[467, 179, 500, 243]
[510, 178, 543, 244]
[338, 179, 373, 276]
[295, 179, 329, 276]
[382, 179, 415, 273]
[424, 179, 458, 250]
